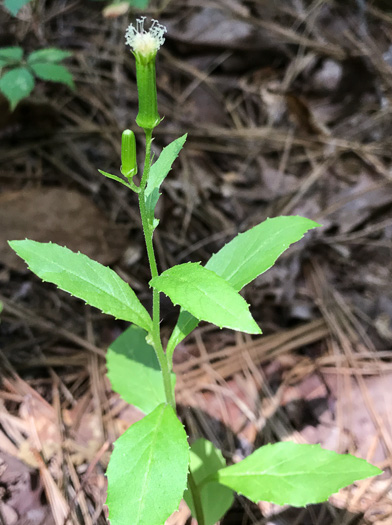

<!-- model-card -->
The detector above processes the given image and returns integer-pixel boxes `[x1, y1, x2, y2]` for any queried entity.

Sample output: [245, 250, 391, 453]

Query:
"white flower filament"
[125, 17, 167, 59]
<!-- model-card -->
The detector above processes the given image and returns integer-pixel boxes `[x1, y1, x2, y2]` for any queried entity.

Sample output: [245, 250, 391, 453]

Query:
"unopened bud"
[121, 129, 137, 179]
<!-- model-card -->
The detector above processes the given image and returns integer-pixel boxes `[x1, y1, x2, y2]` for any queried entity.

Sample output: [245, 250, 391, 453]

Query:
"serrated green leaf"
[4, 0, 31, 15]
[30, 62, 74, 89]
[145, 134, 187, 230]
[106, 403, 189, 525]
[206, 216, 320, 291]
[0, 46, 23, 67]
[147, 135, 187, 195]
[150, 262, 261, 334]
[106, 325, 176, 414]
[28, 48, 72, 64]
[212, 442, 382, 507]
[0, 67, 34, 110]
[184, 439, 234, 525]
[167, 216, 320, 358]
[9, 240, 152, 333]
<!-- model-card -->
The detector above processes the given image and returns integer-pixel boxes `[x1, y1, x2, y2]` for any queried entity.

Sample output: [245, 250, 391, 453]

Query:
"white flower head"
[125, 17, 167, 63]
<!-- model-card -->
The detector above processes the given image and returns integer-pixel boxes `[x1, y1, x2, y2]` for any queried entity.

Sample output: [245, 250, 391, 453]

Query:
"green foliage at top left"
[0, 46, 74, 110]
[3, 0, 32, 16]
[7, 0, 152, 18]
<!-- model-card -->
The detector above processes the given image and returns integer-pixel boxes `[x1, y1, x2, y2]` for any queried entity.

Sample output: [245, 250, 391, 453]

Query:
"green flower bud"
[121, 129, 137, 179]
[125, 18, 166, 130]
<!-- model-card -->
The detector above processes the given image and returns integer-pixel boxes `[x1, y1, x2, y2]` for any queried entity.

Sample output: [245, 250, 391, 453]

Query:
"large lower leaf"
[184, 439, 234, 525]
[167, 216, 319, 358]
[150, 263, 261, 334]
[145, 134, 187, 230]
[106, 403, 189, 525]
[211, 442, 382, 507]
[0, 67, 34, 110]
[9, 240, 152, 333]
[106, 325, 176, 414]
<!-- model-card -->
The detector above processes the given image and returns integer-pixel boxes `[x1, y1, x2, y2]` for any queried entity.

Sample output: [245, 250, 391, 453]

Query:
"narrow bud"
[121, 129, 137, 179]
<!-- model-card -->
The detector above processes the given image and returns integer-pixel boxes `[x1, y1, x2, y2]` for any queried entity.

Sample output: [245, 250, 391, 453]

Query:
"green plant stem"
[188, 471, 205, 525]
[138, 129, 175, 409]
[138, 129, 202, 522]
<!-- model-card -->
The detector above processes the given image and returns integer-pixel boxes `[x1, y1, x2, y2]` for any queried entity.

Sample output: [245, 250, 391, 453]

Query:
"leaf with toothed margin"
[8, 240, 152, 333]
[150, 262, 261, 334]
[145, 134, 187, 230]
[167, 216, 320, 359]
[106, 403, 189, 525]
[209, 442, 382, 507]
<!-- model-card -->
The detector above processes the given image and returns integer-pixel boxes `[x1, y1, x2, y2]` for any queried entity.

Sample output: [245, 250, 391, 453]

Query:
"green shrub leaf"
[145, 134, 187, 230]
[106, 325, 175, 414]
[127, 0, 150, 7]
[0, 67, 34, 110]
[30, 62, 74, 89]
[0, 46, 23, 67]
[4, 0, 32, 16]
[211, 442, 382, 507]
[184, 439, 234, 525]
[106, 403, 189, 525]
[28, 48, 72, 64]
[150, 263, 261, 334]
[167, 216, 319, 357]
[8, 240, 152, 333]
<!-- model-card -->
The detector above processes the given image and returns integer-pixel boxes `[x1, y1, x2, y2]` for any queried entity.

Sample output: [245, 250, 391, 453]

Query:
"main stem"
[138, 128, 175, 409]
[138, 129, 204, 525]
[188, 471, 205, 525]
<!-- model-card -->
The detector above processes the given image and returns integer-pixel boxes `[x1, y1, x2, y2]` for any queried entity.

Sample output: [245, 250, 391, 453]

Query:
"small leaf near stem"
[98, 169, 141, 193]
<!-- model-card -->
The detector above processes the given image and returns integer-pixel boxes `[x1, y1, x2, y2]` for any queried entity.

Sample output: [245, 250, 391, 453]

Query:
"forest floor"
[1, 1, 392, 524]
